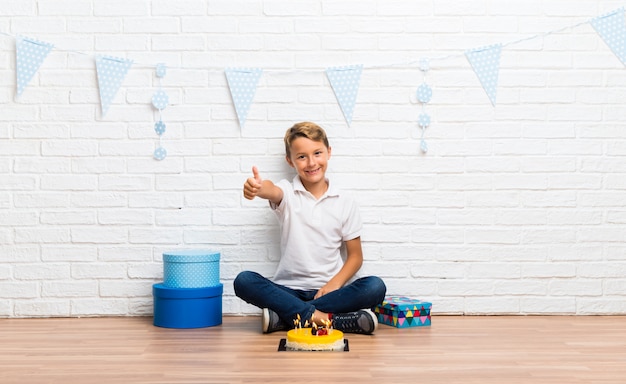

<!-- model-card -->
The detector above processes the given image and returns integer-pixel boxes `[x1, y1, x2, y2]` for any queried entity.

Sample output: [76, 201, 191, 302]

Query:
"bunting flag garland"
[95, 55, 133, 116]
[326, 64, 363, 127]
[2, 6, 626, 141]
[15, 36, 54, 97]
[225, 67, 263, 128]
[590, 7, 626, 66]
[465, 44, 502, 106]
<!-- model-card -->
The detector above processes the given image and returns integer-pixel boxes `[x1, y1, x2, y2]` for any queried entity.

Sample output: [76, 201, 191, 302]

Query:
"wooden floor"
[1, 316, 625, 384]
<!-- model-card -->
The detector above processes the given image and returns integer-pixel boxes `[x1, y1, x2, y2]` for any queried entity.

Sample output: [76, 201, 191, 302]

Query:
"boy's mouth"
[305, 167, 321, 176]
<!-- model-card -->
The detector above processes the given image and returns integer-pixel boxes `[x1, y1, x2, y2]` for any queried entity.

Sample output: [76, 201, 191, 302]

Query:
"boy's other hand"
[243, 166, 263, 200]
[314, 282, 341, 299]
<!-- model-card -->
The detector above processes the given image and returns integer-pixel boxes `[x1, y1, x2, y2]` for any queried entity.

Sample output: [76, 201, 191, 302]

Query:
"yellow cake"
[285, 328, 345, 351]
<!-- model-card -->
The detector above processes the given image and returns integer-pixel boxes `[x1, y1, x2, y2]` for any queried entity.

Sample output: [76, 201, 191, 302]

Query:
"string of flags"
[4, 7, 626, 157]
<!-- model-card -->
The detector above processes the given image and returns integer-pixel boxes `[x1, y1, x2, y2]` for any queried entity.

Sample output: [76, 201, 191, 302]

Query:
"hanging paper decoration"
[224, 67, 263, 128]
[152, 63, 169, 161]
[95, 55, 133, 116]
[4, 7, 626, 133]
[326, 64, 363, 126]
[465, 44, 502, 106]
[15, 36, 54, 97]
[416, 58, 432, 154]
[156, 63, 167, 78]
[590, 7, 626, 66]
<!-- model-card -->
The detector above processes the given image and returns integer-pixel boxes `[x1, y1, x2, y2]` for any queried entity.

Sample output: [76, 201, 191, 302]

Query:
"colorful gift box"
[163, 249, 220, 288]
[374, 296, 432, 328]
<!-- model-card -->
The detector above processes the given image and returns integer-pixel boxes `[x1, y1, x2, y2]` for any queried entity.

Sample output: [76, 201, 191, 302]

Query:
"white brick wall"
[2, 0, 626, 318]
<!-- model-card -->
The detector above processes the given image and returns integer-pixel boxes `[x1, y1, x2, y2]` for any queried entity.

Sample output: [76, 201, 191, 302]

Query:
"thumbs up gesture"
[243, 166, 263, 200]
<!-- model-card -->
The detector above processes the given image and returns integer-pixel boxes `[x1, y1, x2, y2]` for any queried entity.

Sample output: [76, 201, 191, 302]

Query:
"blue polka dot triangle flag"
[15, 36, 54, 98]
[95, 55, 133, 116]
[590, 7, 626, 66]
[465, 44, 502, 106]
[326, 64, 363, 126]
[224, 67, 263, 128]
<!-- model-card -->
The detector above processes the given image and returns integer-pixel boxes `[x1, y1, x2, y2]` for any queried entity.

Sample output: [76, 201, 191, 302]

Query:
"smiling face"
[286, 136, 332, 194]
[283, 122, 332, 196]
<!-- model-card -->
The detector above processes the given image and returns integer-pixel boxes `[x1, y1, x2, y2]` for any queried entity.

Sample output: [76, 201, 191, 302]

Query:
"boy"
[234, 122, 386, 334]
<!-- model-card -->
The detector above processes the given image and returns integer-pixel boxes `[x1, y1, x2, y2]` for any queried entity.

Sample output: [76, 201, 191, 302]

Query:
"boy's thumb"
[252, 166, 261, 181]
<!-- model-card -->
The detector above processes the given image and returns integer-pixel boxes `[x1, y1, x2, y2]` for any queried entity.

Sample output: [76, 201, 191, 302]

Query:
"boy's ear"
[285, 155, 294, 168]
[327, 146, 332, 159]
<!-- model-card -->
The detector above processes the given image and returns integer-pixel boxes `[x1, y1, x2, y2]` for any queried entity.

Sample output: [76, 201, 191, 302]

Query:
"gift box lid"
[163, 250, 220, 263]
[380, 296, 432, 311]
[153, 283, 223, 299]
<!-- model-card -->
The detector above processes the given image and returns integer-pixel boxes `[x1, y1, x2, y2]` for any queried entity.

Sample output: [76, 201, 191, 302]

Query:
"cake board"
[277, 339, 349, 352]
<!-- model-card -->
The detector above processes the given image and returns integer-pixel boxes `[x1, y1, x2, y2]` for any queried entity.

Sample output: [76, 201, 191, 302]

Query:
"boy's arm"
[314, 237, 363, 299]
[243, 166, 283, 205]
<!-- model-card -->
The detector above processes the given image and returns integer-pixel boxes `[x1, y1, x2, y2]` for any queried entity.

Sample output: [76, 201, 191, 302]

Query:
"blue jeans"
[233, 270, 387, 326]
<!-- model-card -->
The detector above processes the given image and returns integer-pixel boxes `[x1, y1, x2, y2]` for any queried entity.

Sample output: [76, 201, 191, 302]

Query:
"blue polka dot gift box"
[373, 296, 432, 328]
[162, 250, 220, 288]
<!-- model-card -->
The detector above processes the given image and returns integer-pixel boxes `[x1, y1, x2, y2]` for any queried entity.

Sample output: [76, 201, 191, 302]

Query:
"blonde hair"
[283, 122, 330, 158]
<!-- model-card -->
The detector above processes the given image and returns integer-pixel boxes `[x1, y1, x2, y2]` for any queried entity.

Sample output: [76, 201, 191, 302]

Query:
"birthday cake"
[284, 316, 345, 351]
[285, 327, 345, 351]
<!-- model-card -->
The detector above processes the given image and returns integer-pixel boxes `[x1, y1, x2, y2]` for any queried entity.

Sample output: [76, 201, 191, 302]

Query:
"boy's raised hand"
[243, 166, 263, 200]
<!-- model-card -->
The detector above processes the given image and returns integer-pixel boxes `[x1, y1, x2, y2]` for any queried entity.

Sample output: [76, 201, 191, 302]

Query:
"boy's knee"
[233, 271, 251, 293]
[233, 270, 258, 295]
[370, 276, 387, 301]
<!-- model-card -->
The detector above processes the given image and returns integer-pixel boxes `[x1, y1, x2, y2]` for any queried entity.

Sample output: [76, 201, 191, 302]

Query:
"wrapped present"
[374, 296, 432, 328]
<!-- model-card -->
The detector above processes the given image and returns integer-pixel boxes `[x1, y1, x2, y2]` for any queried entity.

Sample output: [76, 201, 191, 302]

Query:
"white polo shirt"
[270, 176, 362, 290]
